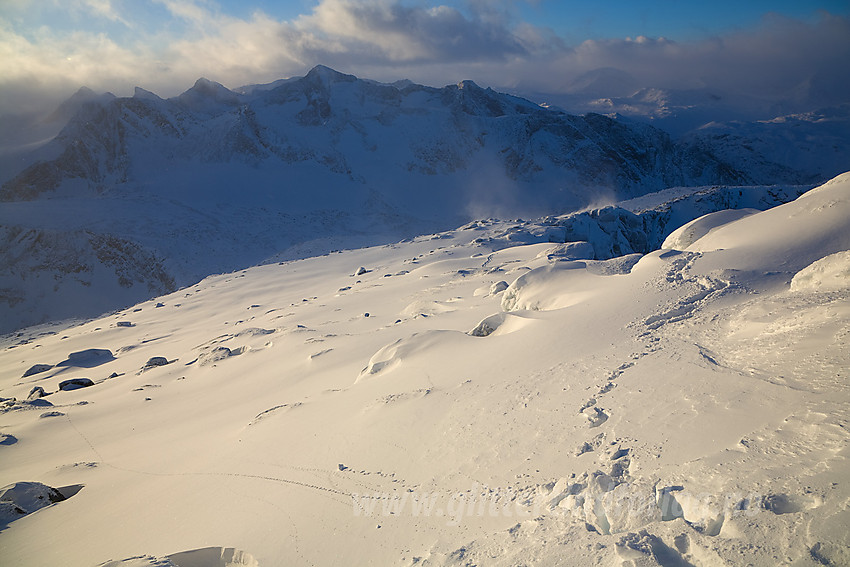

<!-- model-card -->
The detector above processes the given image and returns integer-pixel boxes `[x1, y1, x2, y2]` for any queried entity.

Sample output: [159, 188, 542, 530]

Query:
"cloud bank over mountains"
[1, 0, 849, 116]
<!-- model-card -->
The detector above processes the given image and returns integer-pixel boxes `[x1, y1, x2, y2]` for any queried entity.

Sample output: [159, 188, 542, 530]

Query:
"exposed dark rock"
[58, 378, 95, 391]
[27, 386, 48, 400]
[22, 363, 52, 378]
[0, 481, 73, 527]
[58, 348, 114, 368]
[144, 356, 169, 369]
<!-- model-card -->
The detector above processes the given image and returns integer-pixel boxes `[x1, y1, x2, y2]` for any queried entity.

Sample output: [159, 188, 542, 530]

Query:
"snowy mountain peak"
[133, 86, 162, 101]
[175, 77, 241, 113]
[67, 86, 98, 101]
[45, 87, 115, 123]
[303, 64, 358, 87]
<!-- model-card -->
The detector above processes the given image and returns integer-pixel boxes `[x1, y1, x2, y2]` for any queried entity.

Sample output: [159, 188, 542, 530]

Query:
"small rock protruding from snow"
[40, 411, 65, 418]
[144, 357, 169, 369]
[58, 378, 95, 391]
[22, 364, 52, 378]
[27, 386, 48, 400]
[58, 349, 114, 368]
[489, 281, 509, 295]
[469, 313, 506, 337]
[0, 481, 66, 527]
[198, 346, 242, 366]
[356, 267, 368, 276]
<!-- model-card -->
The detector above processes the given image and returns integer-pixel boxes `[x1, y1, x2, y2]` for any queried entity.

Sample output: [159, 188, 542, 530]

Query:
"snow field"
[0, 174, 848, 565]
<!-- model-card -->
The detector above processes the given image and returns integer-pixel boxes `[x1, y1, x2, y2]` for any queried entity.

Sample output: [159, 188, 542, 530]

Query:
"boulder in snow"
[22, 364, 52, 378]
[27, 386, 48, 400]
[489, 281, 509, 295]
[58, 348, 114, 368]
[197, 346, 243, 366]
[0, 481, 66, 527]
[143, 357, 170, 369]
[58, 378, 95, 391]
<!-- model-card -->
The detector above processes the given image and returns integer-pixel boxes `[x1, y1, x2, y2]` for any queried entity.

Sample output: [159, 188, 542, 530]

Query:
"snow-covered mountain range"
[0, 65, 846, 334]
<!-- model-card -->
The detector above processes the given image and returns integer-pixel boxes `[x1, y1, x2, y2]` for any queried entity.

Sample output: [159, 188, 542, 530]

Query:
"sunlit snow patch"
[468, 312, 536, 337]
[790, 250, 850, 292]
[501, 261, 595, 312]
[661, 208, 759, 250]
[359, 330, 470, 379]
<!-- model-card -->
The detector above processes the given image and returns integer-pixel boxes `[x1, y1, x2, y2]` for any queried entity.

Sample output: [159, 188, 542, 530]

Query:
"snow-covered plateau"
[1, 170, 848, 566]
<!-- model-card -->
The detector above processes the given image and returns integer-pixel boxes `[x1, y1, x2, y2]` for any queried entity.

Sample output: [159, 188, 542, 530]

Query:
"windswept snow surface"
[0, 173, 848, 566]
[0, 182, 811, 335]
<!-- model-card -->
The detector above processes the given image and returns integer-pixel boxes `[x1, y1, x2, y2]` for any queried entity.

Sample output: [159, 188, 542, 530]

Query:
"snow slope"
[1, 172, 847, 566]
[0, 181, 810, 335]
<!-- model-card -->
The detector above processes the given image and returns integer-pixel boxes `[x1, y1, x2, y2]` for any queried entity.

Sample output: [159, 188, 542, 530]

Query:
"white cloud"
[78, 0, 130, 24]
[153, 0, 217, 27]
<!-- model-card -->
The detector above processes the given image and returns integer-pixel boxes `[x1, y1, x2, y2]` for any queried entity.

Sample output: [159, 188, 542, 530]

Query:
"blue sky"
[215, 1, 849, 41]
[1, 1, 848, 115]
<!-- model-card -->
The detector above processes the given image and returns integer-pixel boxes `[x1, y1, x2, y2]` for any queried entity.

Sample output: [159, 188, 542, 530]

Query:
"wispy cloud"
[154, 0, 218, 27]
[77, 0, 131, 25]
[0, 1, 847, 116]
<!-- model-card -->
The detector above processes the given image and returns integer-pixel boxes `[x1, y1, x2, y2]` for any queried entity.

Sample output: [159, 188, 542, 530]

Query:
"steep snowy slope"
[0, 173, 847, 566]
